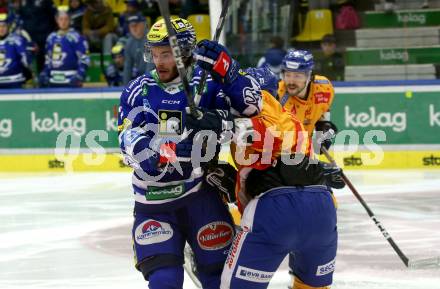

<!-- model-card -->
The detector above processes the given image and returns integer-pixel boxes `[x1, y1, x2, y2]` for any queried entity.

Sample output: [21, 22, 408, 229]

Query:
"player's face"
[70, 0, 80, 9]
[321, 42, 336, 56]
[0, 23, 7, 37]
[151, 46, 178, 83]
[56, 14, 70, 31]
[283, 71, 308, 96]
[129, 22, 145, 40]
[114, 54, 124, 68]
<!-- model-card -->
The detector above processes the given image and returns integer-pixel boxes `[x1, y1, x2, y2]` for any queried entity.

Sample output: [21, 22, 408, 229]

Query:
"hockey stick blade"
[408, 256, 440, 269]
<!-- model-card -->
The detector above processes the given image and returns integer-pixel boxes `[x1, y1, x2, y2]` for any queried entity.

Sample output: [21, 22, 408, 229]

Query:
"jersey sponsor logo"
[197, 221, 233, 251]
[422, 155, 440, 166]
[316, 258, 335, 276]
[0, 118, 12, 138]
[51, 43, 67, 68]
[145, 184, 185, 200]
[161, 99, 181, 105]
[0, 49, 12, 72]
[31, 112, 86, 136]
[158, 110, 182, 135]
[314, 92, 331, 104]
[344, 106, 407, 132]
[135, 219, 173, 245]
[226, 230, 245, 269]
[343, 155, 363, 166]
[235, 266, 274, 283]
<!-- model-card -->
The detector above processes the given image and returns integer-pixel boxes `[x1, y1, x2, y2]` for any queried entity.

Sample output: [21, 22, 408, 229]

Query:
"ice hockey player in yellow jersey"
[278, 49, 338, 154]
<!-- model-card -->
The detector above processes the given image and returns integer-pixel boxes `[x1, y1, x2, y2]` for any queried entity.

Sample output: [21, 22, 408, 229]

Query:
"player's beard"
[287, 82, 306, 97]
[157, 65, 179, 83]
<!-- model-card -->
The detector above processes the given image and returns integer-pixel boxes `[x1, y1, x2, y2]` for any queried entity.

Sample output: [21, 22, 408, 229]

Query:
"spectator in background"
[105, 42, 125, 87]
[180, 0, 209, 18]
[117, 0, 141, 37]
[142, 0, 181, 23]
[0, 13, 32, 88]
[18, 0, 57, 73]
[0, 0, 6, 14]
[82, 0, 116, 56]
[39, 7, 89, 88]
[257, 36, 287, 77]
[69, 0, 86, 32]
[314, 34, 344, 81]
[6, 0, 36, 62]
[123, 13, 154, 85]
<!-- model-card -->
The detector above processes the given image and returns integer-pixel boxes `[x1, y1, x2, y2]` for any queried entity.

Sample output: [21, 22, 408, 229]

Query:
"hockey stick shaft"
[156, 0, 199, 117]
[321, 147, 410, 267]
[194, 0, 230, 104]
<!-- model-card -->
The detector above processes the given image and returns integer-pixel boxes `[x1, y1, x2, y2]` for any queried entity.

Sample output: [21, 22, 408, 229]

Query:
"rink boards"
[1, 149, 440, 172]
[1, 83, 440, 172]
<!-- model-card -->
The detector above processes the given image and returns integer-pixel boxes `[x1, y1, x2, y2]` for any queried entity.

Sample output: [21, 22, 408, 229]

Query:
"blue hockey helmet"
[281, 49, 314, 73]
[245, 66, 279, 97]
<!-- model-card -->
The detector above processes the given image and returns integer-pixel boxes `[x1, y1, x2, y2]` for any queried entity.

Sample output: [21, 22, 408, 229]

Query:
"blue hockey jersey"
[118, 67, 262, 212]
[41, 28, 89, 86]
[0, 32, 30, 88]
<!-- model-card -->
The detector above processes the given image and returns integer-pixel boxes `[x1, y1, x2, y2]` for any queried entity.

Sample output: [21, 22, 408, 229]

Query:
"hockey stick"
[321, 147, 440, 269]
[194, 0, 230, 106]
[156, 0, 200, 118]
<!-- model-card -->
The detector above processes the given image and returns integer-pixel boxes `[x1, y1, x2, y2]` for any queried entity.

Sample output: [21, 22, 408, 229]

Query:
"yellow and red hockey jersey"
[278, 75, 335, 136]
[230, 90, 311, 212]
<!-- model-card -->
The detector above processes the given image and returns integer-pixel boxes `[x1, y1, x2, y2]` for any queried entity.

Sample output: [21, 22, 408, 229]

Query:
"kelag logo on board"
[0, 118, 12, 138]
[344, 106, 407, 132]
[31, 112, 86, 136]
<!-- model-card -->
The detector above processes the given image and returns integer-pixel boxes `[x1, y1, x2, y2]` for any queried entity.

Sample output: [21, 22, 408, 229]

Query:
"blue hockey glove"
[194, 39, 239, 84]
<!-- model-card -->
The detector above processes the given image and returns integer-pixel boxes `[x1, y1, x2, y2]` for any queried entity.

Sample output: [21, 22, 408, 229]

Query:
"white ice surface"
[0, 170, 439, 289]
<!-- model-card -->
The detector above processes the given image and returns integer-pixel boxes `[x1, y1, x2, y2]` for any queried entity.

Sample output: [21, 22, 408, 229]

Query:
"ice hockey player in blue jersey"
[104, 42, 125, 87]
[0, 13, 32, 88]
[118, 17, 262, 289]
[39, 7, 89, 88]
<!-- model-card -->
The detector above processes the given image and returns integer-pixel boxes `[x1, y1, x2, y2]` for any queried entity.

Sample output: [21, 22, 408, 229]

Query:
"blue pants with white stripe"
[220, 186, 338, 289]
